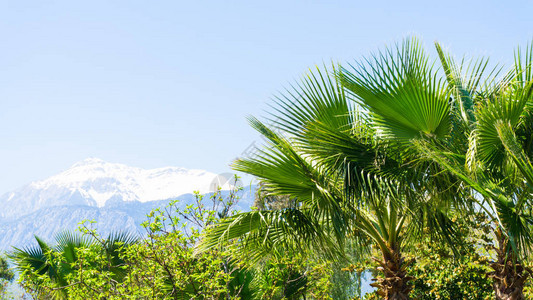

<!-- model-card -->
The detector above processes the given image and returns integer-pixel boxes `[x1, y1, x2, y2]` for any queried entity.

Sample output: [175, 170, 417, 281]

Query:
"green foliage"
[409, 258, 492, 300]
[103, 194, 235, 299]
[0, 254, 14, 296]
[407, 215, 493, 300]
[12, 181, 335, 299]
[248, 252, 332, 300]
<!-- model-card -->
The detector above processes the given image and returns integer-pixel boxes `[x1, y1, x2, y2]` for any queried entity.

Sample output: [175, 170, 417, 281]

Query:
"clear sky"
[0, 0, 532, 193]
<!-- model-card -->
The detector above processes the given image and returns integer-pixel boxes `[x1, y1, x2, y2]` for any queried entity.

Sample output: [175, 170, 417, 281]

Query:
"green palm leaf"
[340, 38, 451, 141]
[475, 84, 532, 168]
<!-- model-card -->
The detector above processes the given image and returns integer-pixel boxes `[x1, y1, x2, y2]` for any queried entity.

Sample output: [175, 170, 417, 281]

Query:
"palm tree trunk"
[489, 230, 530, 300]
[370, 248, 413, 300]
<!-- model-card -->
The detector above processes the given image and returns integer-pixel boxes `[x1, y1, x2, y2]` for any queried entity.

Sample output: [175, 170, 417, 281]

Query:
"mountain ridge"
[0, 158, 230, 220]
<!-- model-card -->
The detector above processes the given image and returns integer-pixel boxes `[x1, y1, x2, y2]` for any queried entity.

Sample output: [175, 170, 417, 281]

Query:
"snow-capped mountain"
[0, 158, 254, 250]
[0, 158, 233, 220]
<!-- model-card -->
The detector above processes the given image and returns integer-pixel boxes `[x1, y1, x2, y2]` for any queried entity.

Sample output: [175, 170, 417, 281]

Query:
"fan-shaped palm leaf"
[340, 38, 451, 141]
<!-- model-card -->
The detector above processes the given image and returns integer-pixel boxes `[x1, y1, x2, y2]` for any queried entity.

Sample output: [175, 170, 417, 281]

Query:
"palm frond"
[268, 64, 353, 141]
[54, 231, 94, 264]
[234, 118, 351, 245]
[494, 118, 533, 201]
[340, 38, 451, 141]
[197, 209, 342, 263]
[475, 82, 532, 168]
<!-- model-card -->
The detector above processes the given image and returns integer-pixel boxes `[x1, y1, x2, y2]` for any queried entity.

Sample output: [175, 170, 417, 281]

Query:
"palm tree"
[418, 41, 533, 299]
[199, 39, 462, 299]
[11, 231, 137, 299]
[11, 232, 93, 299]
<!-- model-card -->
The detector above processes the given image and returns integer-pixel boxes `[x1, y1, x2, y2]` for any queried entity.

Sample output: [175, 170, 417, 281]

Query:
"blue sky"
[0, 0, 532, 192]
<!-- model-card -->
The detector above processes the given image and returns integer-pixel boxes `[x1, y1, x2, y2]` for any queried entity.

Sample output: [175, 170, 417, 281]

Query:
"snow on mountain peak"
[47, 158, 220, 205]
[1, 159, 227, 219]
